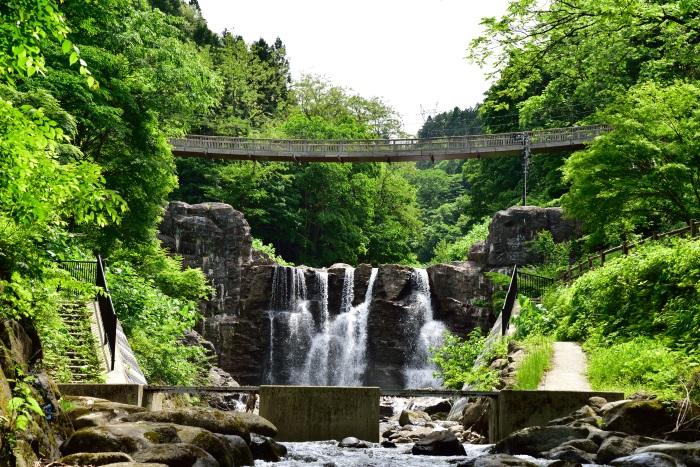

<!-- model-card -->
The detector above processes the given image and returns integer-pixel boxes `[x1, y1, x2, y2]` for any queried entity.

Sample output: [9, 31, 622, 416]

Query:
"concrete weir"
[58, 384, 624, 443]
[259, 385, 381, 442]
[490, 390, 624, 441]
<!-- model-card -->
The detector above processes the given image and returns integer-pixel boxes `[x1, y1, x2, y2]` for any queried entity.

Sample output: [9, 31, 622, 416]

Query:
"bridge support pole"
[522, 135, 530, 206]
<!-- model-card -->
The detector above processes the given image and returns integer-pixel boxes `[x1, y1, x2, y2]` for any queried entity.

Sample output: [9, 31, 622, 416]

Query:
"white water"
[266, 265, 446, 388]
[297, 267, 378, 386]
[403, 269, 447, 388]
[253, 441, 553, 467]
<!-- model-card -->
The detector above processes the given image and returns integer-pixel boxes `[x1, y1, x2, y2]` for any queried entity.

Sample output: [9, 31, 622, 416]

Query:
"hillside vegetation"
[0, 0, 699, 418]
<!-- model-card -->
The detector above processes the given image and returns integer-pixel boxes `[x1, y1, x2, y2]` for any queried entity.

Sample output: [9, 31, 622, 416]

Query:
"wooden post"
[622, 236, 628, 255]
[588, 256, 593, 269]
[692, 219, 698, 238]
[600, 251, 605, 266]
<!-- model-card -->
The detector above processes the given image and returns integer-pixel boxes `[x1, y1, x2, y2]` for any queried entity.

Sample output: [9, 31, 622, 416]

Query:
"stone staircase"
[57, 300, 103, 383]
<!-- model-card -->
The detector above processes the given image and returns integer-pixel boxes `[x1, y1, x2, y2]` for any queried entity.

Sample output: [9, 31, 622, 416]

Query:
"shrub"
[585, 337, 699, 401]
[108, 261, 209, 385]
[431, 216, 490, 264]
[431, 329, 507, 390]
[545, 238, 700, 353]
[513, 295, 557, 339]
[252, 238, 293, 266]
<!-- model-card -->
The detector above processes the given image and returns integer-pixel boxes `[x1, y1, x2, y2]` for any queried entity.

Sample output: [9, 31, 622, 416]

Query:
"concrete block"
[259, 385, 380, 442]
[58, 384, 143, 406]
[492, 390, 624, 442]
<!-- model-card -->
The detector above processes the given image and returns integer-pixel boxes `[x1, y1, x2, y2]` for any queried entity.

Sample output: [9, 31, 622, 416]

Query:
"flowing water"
[253, 442, 553, 467]
[403, 269, 447, 388]
[265, 265, 446, 388]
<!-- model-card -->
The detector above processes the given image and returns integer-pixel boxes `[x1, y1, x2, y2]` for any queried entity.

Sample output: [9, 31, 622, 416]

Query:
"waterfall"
[403, 268, 447, 388]
[264, 265, 445, 388]
[295, 267, 378, 386]
[265, 266, 315, 384]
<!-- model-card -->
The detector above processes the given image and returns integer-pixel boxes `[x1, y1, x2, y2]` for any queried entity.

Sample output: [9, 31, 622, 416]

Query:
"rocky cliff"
[159, 202, 576, 387]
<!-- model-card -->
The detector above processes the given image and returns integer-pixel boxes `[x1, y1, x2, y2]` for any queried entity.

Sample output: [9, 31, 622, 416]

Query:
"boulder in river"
[398, 409, 431, 426]
[338, 437, 370, 448]
[494, 425, 594, 457]
[411, 430, 467, 456]
[248, 434, 287, 462]
[459, 453, 539, 466]
[602, 399, 677, 437]
[609, 452, 680, 466]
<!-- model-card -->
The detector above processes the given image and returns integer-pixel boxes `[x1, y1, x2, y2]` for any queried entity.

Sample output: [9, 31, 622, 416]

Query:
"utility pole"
[522, 133, 530, 206]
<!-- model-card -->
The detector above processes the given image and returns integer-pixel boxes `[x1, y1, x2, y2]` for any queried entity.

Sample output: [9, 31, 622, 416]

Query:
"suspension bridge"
[170, 124, 610, 163]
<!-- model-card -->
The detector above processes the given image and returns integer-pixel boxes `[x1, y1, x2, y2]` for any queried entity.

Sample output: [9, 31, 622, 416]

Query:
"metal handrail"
[56, 255, 117, 371]
[517, 270, 556, 298]
[501, 266, 519, 336]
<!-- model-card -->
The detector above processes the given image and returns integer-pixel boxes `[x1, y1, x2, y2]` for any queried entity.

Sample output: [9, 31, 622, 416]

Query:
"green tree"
[562, 81, 700, 244]
[32, 1, 221, 248]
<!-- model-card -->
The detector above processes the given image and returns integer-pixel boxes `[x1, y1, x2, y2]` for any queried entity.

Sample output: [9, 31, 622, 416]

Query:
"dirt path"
[538, 341, 591, 391]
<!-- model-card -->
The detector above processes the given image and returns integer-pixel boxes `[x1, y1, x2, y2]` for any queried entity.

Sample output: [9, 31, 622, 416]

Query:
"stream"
[253, 441, 553, 466]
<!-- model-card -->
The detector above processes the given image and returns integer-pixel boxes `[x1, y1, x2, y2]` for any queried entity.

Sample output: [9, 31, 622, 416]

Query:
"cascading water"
[297, 267, 378, 386]
[265, 266, 315, 384]
[403, 268, 447, 388]
[265, 265, 445, 388]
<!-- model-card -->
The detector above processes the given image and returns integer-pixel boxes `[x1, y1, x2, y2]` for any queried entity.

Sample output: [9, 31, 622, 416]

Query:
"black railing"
[501, 266, 519, 336]
[517, 270, 556, 298]
[57, 255, 117, 371]
[57, 260, 97, 284]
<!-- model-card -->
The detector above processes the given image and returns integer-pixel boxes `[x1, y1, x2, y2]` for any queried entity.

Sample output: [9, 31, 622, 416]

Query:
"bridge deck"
[171, 124, 610, 162]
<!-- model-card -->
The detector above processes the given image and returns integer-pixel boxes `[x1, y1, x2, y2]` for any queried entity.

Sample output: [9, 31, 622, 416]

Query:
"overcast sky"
[198, 0, 511, 135]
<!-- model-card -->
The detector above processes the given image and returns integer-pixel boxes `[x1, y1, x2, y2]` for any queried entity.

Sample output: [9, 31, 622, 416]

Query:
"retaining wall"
[489, 390, 625, 441]
[259, 385, 380, 442]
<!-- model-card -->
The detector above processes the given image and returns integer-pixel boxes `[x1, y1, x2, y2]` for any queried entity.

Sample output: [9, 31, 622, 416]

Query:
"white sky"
[198, 0, 511, 135]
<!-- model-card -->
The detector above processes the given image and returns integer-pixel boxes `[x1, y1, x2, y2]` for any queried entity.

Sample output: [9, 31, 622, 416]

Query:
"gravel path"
[538, 341, 591, 391]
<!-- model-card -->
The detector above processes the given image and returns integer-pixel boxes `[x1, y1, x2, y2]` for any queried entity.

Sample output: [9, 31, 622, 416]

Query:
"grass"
[585, 337, 698, 401]
[514, 335, 554, 390]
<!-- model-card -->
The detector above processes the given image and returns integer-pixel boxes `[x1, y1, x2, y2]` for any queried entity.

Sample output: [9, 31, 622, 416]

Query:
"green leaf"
[61, 39, 72, 53]
[69, 52, 78, 65]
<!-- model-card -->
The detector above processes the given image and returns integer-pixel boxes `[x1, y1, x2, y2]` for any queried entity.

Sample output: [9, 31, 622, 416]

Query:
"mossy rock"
[62, 421, 243, 467]
[131, 443, 219, 467]
[101, 463, 168, 467]
[61, 422, 177, 455]
[603, 400, 676, 437]
[123, 407, 277, 439]
[59, 451, 134, 465]
[12, 439, 38, 467]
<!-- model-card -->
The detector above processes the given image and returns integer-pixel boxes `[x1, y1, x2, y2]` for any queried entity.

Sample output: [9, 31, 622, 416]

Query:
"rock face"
[471, 206, 578, 267]
[427, 261, 492, 335]
[159, 201, 268, 382]
[159, 202, 575, 386]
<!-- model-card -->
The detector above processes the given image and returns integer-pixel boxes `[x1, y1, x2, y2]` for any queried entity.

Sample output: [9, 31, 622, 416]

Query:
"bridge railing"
[171, 124, 611, 157]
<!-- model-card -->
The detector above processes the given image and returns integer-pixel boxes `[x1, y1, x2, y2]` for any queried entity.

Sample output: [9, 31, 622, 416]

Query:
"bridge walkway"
[170, 124, 610, 163]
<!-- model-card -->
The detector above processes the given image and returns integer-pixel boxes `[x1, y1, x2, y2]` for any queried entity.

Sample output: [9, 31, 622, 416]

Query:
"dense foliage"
[431, 330, 507, 390]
